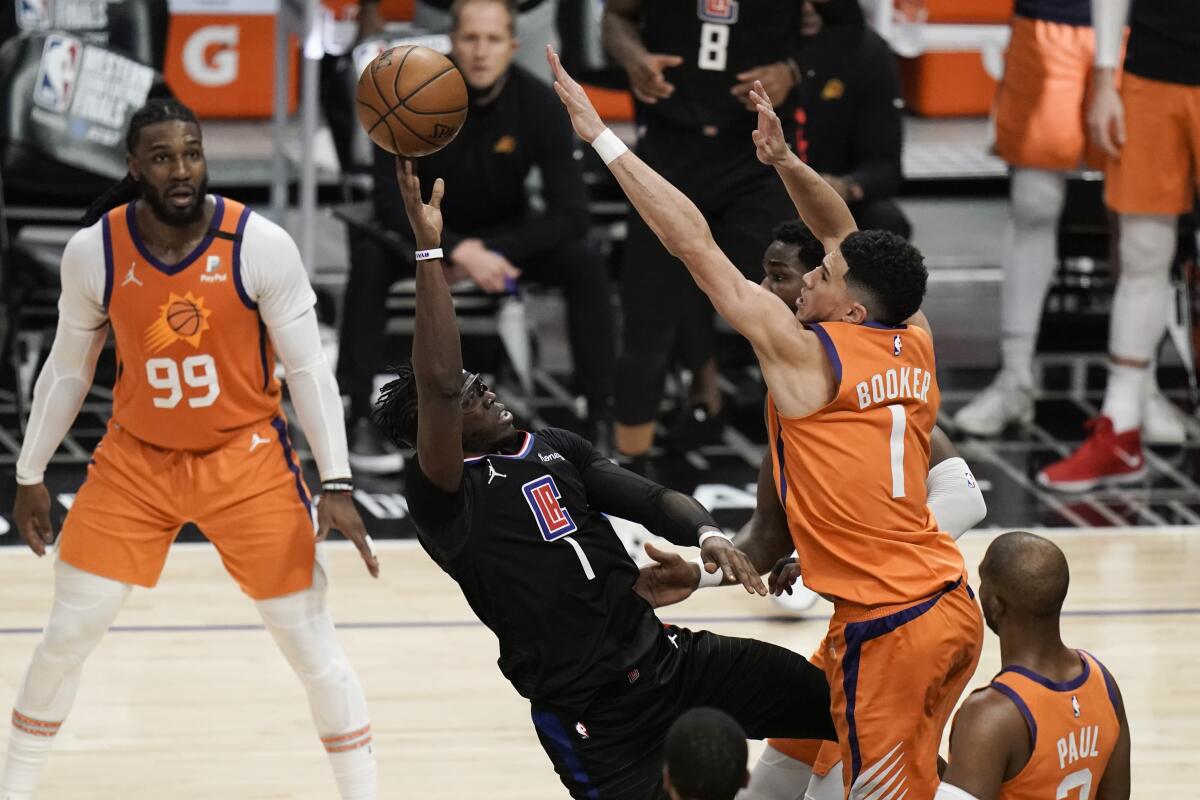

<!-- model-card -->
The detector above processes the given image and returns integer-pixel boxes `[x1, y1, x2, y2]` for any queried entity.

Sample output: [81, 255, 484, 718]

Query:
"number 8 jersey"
[62, 196, 316, 451]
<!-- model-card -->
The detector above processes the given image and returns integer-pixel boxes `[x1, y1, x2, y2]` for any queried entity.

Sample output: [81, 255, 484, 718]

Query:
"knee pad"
[1009, 168, 1067, 229]
[39, 560, 129, 668]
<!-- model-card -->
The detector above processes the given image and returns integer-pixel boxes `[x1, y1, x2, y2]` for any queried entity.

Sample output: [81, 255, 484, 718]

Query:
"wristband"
[591, 128, 629, 166]
[321, 481, 354, 494]
[692, 557, 725, 588]
[699, 530, 733, 546]
[415, 248, 443, 261]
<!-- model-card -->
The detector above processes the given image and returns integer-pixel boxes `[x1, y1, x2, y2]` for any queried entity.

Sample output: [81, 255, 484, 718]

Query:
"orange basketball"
[355, 46, 469, 157]
[167, 299, 203, 337]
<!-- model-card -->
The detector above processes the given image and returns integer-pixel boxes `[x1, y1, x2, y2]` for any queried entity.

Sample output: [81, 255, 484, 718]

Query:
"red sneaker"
[1037, 417, 1147, 492]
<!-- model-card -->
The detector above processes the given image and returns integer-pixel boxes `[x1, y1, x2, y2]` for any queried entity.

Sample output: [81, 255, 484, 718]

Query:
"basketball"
[166, 299, 203, 337]
[355, 46, 469, 158]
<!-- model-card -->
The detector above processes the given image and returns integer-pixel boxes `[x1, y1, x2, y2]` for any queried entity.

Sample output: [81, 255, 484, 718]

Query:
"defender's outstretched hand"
[749, 81, 792, 167]
[546, 45, 606, 144]
[701, 534, 768, 596]
[395, 158, 444, 250]
[633, 542, 700, 609]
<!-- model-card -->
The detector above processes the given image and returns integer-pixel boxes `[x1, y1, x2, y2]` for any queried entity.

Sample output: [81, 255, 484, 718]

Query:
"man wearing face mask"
[338, 0, 615, 463]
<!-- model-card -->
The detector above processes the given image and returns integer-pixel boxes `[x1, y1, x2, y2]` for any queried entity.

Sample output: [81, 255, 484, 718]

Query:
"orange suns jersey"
[101, 198, 282, 451]
[970, 651, 1122, 800]
[766, 321, 965, 607]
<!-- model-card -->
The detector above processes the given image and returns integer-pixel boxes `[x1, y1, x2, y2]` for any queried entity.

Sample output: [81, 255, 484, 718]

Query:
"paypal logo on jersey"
[200, 255, 227, 283]
[33, 34, 83, 113]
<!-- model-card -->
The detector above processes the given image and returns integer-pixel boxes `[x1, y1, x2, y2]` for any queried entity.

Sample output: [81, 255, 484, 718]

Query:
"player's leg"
[197, 422, 375, 799]
[824, 582, 983, 799]
[3, 425, 181, 798]
[1039, 74, 1192, 490]
[518, 240, 616, 433]
[614, 210, 689, 469]
[1, 561, 131, 799]
[958, 18, 1086, 436]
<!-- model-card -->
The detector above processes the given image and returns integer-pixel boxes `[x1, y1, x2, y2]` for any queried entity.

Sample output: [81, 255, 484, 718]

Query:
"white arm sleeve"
[934, 784, 982, 800]
[1094, 0, 1130, 69]
[240, 211, 348, 483]
[16, 227, 109, 485]
[267, 308, 351, 483]
[926, 456, 987, 539]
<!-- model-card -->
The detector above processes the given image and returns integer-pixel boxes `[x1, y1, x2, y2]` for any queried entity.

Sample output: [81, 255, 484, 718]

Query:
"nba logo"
[33, 34, 82, 113]
[697, 0, 739, 23]
[893, 334, 903, 357]
[1071, 695, 1081, 718]
[18, 0, 51, 31]
[522, 475, 577, 541]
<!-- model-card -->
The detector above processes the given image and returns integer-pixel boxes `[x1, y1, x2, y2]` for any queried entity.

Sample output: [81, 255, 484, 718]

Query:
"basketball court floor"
[2, 119, 1198, 797]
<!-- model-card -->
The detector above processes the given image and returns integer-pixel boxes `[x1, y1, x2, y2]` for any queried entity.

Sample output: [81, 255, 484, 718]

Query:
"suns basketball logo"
[144, 291, 213, 353]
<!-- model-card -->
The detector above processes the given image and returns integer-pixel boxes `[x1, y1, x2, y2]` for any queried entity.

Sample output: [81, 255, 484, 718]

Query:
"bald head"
[980, 531, 1070, 624]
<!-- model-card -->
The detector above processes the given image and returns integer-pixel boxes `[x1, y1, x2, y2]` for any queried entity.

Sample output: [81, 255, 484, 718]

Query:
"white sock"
[999, 169, 1067, 388]
[1102, 363, 1147, 433]
[256, 558, 376, 800]
[1, 562, 128, 799]
[1110, 214, 1175, 363]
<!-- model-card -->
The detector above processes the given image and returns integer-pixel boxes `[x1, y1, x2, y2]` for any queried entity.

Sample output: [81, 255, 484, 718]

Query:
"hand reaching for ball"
[396, 158, 444, 251]
[546, 45, 606, 144]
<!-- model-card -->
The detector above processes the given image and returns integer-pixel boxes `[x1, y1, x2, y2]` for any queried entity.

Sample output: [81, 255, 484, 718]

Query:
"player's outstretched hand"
[317, 493, 380, 578]
[633, 541, 699, 609]
[749, 81, 792, 167]
[768, 555, 802, 596]
[546, 45, 606, 144]
[13, 483, 54, 557]
[701, 533, 767, 596]
[395, 157, 444, 251]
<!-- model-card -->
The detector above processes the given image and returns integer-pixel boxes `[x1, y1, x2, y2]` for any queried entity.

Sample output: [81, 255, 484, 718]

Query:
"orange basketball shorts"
[993, 17, 1109, 171]
[823, 578, 982, 799]
[1105, 72, 1200, 215]
[58, 416, 316, 600]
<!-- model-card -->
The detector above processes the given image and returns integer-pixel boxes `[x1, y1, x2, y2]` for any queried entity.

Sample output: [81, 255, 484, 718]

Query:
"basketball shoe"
[953, 370, 1034, 437]
[1037, 416, 1147, 492]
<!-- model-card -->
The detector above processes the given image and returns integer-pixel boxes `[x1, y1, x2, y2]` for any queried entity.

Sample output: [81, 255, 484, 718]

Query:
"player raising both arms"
[2, 100, 378, 800]
[375, 157, 839, 800]
[938, 532, 1130, 800]
[548, 47, 983, 799]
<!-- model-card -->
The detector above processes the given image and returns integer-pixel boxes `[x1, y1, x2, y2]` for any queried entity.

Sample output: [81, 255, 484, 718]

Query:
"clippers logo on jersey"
[144, 292, 213, 353]
[522, 475, 577, 541]
[697, 0, 739, 23]
[18, 0, 51, 30]
[33, 34, 83, 112]
[893, 334, 903, 357]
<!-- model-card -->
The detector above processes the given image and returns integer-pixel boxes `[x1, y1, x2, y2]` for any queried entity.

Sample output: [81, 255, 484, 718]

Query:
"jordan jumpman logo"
[121, 263, 142, 287]
[486, 459, 506, 485]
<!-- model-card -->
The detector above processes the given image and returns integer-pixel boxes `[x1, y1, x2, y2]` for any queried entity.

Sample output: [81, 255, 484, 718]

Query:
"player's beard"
[140, 174, 210, 228]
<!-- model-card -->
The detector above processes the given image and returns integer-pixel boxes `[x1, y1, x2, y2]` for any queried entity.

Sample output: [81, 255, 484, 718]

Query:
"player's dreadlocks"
[80, 98, 201, 227]
[372, 363, 420, 449]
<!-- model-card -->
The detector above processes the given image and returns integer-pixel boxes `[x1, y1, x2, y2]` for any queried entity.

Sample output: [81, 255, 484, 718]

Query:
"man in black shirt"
[374, 158, 837, 800]
[792, 0, 910, 238]
[338, 0, 615, 469]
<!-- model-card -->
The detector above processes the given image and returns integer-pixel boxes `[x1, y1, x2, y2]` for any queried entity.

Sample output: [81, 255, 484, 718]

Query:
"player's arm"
[1088, 0, 1130, 158]
[734, 452, 794, 575]
[938, 689, 1029, 800]
[547, 47, 805, 364]
[1096, 673, 1131, 800]
[12, 230, 109, 557]
[398, 159, 465, 493]
[601, 0, 685, 106]
[749, 83, 858, 250]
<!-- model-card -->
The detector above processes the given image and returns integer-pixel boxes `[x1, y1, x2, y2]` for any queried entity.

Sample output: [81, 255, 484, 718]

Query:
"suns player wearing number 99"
[377, 158, 840, 800]
[937, 532, 1130, 800]
[2, 100, 380, 800]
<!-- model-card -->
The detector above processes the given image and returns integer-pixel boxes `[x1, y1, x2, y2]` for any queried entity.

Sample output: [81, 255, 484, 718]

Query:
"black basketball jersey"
[640, 0, 803, 131]
[405, 428, 664, 709]
[1126, 0, 1200, 86]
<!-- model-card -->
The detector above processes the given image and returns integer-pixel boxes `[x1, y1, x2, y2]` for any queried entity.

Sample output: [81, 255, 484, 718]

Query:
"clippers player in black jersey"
[374, 159, 838, 800]
[602, 0, 808, 467]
